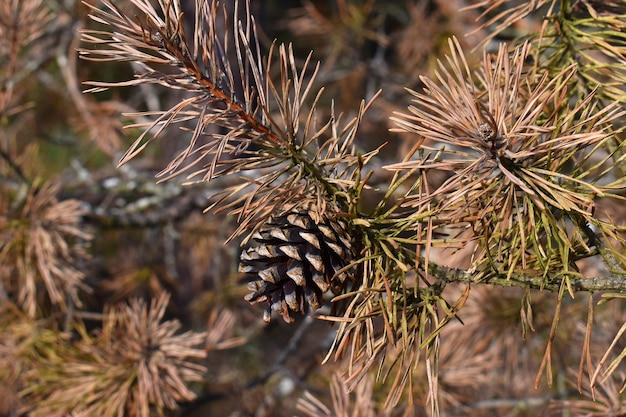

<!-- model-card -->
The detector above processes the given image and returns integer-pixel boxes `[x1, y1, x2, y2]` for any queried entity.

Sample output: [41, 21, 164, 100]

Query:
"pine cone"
[240, 209, 353, 323]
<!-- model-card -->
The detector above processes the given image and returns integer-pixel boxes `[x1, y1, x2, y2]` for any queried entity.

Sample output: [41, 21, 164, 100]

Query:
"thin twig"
[0, 147, 31, 186]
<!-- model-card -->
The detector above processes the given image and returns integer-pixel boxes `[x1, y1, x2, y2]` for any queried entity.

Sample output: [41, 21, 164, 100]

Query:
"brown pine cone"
[240, 209, 353, 323]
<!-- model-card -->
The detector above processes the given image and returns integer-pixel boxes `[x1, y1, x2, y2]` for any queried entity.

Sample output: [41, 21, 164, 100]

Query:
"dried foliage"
[530, 0, 626, 131]
[0, 0, 53, 115]
[467, 0, 626, 105]
[297, 373, 388, 417]
[75, 0, 626, 414]
[21, 293, 207, 417]
[0, 182, 92, 317]
[561, 372, 626, 417]
[1, 0, 626, 416]
[283, 0, 389, 72]
[79, 0, 379, 243]
[463, 0, 554, 46]
[388, 37, 625, 281]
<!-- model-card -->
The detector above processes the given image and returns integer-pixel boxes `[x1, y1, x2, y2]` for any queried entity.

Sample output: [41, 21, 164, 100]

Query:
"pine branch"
[79, 0, 376, 240]
[389, 37, 626, 281]
[62, 169, 211, 228]
[0, 147, 30, 186]
[425, 259, 626, 293]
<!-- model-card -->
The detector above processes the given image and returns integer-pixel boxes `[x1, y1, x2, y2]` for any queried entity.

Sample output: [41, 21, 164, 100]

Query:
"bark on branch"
[427, 260, 626, 293]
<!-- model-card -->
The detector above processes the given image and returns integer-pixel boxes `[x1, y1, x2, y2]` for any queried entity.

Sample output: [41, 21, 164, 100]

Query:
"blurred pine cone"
[241, 209, 354, 323]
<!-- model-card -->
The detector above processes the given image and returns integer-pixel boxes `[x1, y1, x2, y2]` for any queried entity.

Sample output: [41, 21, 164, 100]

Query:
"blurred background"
[1, 1, 625, 416]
